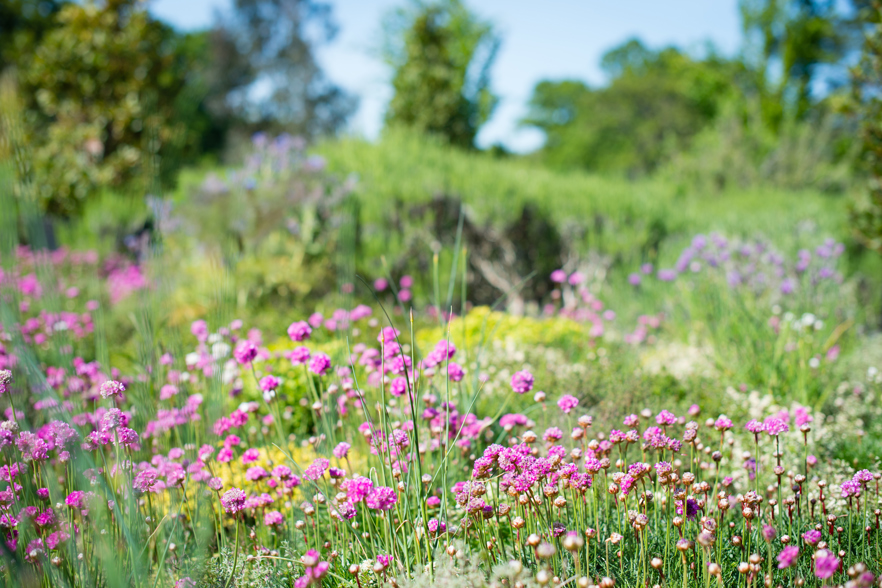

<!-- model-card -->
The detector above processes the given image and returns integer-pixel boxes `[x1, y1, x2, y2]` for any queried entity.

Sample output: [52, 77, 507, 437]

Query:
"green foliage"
[662, 97, 856, 193]
[522, 39, 738, 175]
[0, 0, 67, 72]
[851, 1, 882, 254]
[16, 0, 190, 217]
[740, 0, 846, 128]
[383, 0, 499, 149]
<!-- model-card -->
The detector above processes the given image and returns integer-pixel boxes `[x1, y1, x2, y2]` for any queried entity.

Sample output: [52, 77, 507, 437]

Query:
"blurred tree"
[207, 0, 356, 138]
[522, 39, 738, 175]
[739, 0, 846, 129]
[16, 0, 190, 216]
[383, 0, 499, 149]
[0, 0, 67, 72]
[851, 1, 882, 255]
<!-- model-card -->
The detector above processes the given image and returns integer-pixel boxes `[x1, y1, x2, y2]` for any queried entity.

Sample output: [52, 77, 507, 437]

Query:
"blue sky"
[151, 0, 743, 152]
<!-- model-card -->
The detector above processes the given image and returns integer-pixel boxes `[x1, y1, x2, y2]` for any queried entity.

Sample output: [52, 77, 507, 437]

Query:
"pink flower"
[264, 510, 284, 526]
[557, 395, 579, 414]
[333, 442, 350, 459]
[220, 488, 247, 514]
[233, 341, 258, 365]
[813, 549, 839, 579]
[287, 346, 311, 365]
[287, 321, 312, 342]
[511, 370, 534, 394]
[713, 416, 733, 431]
[777, 545, 798, 569]
[100, 380, 125, 399]
[304, 458, 329, 481]
[366, 486, 397, 511]
[763, 417, 789, 436]
[259, 375, 280, 392]
[447, 362, 464, 382]
[550, 269, 566, 283]
[309, 353, 331, 376]
[0, 370, 11, 395]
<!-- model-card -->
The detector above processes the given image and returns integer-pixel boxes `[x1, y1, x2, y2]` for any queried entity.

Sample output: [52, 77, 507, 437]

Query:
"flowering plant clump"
[0, 226, 877, 588]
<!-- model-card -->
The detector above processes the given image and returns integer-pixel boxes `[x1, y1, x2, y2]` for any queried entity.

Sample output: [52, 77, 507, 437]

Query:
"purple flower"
[628, 273, 641, 286]
[220, 488, 247, 514]
[511, 370, 534, 394]
[366, 486, 397, 511]
[308, 353, 331, 376]
[557, 395, 579, 414]
[655, 410, 676, 426]
[550, 269, 567, 283]
[777, 546, 799, 569]
[657, 269, 677, 282]
[287, 321, 312, 342]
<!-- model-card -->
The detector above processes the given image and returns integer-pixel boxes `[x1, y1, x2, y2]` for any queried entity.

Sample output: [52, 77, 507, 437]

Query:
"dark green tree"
[851, 2, 882, 255]
[15, 0, 191, 216]
[0, 0, 68, 72]
[383, 0, 499, 149]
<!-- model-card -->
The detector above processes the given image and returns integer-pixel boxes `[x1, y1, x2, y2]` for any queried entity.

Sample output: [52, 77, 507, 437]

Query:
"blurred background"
[2, 0, 882, 329]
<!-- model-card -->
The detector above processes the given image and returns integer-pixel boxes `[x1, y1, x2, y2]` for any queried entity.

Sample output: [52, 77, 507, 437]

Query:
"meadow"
[0, 130, 881, 588]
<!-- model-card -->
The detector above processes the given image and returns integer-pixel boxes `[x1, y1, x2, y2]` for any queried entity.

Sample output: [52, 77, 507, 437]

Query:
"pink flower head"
[557, 395, 579, 414]
[366, 486, 397, 511]
[745, 419, 764, 434]
[287, 346, 311, 365]
[220, 488, 247, 514]
[764, 418, 789, 436]
[287, 321, 312, 342]
[304, 458, 329, 481]
[0, 370, 11, 395]
[447, 362, 464, 382]
[264, 510, 284, 526]
[308, 353, 331, 376]
[233, 341, 258, 365]
[100, 380, 125, 399]
[655, 410, 676, 426]
[777, 545, 798, 569]
[377, 327, 400, 344]
[511, 370, 534, 394]
[333, 442, 350, 459]
[550, 269, 567, 283]
[802, 529, 821, 545]
[813, 549, 839, 579]
[713, 416, 733, 431]
[259, 375, 280, 392]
